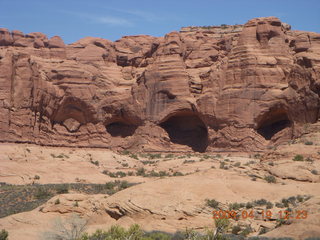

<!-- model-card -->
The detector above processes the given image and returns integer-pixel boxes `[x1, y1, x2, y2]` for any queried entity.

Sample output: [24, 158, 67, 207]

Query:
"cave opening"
[257, 110, 292, 140]
[106, 122, 137, 138]
[160, 113, 208, 152]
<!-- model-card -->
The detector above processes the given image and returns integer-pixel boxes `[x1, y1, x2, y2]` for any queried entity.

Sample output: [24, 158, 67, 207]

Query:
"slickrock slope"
[0, 17, 320, 152]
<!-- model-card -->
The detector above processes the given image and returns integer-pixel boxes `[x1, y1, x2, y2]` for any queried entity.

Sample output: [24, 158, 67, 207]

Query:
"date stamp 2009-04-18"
[212, 210, 308, 220]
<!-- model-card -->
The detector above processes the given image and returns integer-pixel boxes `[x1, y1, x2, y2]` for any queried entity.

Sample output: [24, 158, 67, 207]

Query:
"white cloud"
[59, 10, 132, 26]
[95, 16, 132, 26]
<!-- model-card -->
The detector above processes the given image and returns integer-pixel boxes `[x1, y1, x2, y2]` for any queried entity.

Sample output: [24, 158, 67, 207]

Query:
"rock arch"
[52, 97, 95, 133]
[256, 108, 292, 140]
[159, 112, 208, 152]
[105, 121, 138, 137]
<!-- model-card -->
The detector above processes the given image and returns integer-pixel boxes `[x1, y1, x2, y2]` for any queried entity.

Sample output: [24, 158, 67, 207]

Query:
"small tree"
[43, 214, 88, 240]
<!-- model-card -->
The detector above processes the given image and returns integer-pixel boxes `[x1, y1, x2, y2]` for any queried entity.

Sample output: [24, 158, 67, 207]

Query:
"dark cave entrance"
[106, 122, 137, 138]
[160, 113, 208, 152]
[257, 109, 292, 140]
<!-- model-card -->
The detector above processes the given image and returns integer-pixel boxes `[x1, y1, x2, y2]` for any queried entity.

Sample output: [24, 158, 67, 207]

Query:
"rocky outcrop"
[0, 17, 320, 152]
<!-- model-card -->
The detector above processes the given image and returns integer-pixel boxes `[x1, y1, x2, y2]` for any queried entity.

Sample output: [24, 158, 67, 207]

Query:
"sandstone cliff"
[0, 17, 319, 152]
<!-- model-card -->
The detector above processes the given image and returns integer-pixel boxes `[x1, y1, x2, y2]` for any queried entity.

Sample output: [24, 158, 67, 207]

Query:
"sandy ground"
[0, 125, 320, 239]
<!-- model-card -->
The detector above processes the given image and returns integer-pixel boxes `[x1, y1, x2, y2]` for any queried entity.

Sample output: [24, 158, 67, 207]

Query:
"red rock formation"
[0, 17, 319, 152]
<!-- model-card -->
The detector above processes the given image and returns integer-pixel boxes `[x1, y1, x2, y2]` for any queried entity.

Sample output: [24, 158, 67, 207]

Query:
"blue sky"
[0, 0, 319, 44]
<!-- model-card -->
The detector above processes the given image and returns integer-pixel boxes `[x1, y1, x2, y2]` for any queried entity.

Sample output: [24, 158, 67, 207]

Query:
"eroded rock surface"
[0, 17, 320, 152]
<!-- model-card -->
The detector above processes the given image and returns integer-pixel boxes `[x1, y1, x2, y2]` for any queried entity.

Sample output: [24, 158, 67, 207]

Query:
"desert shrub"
[304, 141, 313, 145]
[44, 214, 87, 240]
[266, 202, 274, 209]
[0, 229, 8, 240]
[229, 202, 242, 211]
[54, 199, 60, 205]
[215, 218, 230, 232]
[281, 198, 289, 208]
[275, 202, 284, 208]
[148, 170, 160, 177]
[136, 167, 146, 176]
[127, 171, 134, 176]
[121, 150, 130, 155]
[164, 154, 174, 158]
[148, 153, 162, 159]
[34, 175, 40, 180]
[34, 187, 51, 199]
[90, 160, 99, 166]
[172, 171, 184, 176]
[143, 231, 172, 240]
[241, 226, 252, 236]
[306, 157, 314, 163]
[311, 169, 318, 175]
[232, 225, 241, 235]
[103, 171, 127, 178]
[220, 162, 226, 169]
[233, 162, 241, 167]
[206, 199, 219, 209]
[255, 199, 268, 206]
[246, 202, 254, 209]
[121, 163, 129, 167]
[81, 224, 143, 240]
[159, 171, 169, 177]
[129, 153, 139, 160]
[268, 162, 274, 166]
[254, 153, 261, 159]
[264, 175, 276, 183]
[141, 160, 154, 165]
[55, 184, 69, 194]
[297, 195, 304, 202]
[259, 226, 268, 235]
[118, 181, 130, 190]
[293, 154, 304, 161]
[183, 160, 195, 164]
[105, 181, 116, 190]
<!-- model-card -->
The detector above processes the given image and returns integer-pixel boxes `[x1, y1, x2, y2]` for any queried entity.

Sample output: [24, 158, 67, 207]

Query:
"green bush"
[148, 153, 162, 159]
[293, 154, 304, 161]
[266, 201, 274, 209]
[136, 167, 146, 176]
[229, 202, 242, 210]
[0, 229, 8, 240]
[56, 184, 69, 194]
[206, 199, 219, 208]
[246, 202, 254, 209]
[54, 198, 60, 205]
[232, 225, 241, 235]
[255, 199, 268, 206]
[129, 153, 139, 160]
[304, 141, 313, 145]
[183, 160, 195, 164]
[90, 160, 99, 166]
[172, 172, 184, 176]
[275, 202, 284, 208]
[264, 175, 276, 183]
[34, 187, 51, 199]
[311, 169, 318, 175]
